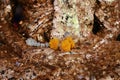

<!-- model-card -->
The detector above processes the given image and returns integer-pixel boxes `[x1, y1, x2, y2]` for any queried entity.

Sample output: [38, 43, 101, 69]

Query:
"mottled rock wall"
[0, 0, 11, 23]
[95, 0, 120, 39]
[0, 0, 119, 43]
[51, 0, 119, 42]
[20, 0, 54, 42]
[77, 0, 95, 41]
[51, 0, 95, 42]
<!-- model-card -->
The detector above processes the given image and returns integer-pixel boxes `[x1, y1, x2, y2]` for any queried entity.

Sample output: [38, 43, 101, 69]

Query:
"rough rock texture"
[1, 0, 119, 43]
[77, 0, 95, 41]
[0, 0, 120, 80]
[9, 0, 119, 43]
[20, 0, 54, 42]
[51, 0, 95, 42]
[0, 0, 27, 57]
[51, 0, 119, 42]
[95, 0, 120, 39]
[0, 23, 29, 57]
[0, 0, 11, 23]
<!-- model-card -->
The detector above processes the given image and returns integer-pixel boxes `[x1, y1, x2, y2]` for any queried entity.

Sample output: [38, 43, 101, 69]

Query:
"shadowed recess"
[92, 14, 105, 34]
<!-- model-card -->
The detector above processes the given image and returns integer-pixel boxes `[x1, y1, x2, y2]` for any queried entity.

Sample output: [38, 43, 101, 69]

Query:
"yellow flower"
[61, 39, 71, 52]
[49, 38, 59, 50]
[65, 36, 75, 48]
[49, 36, 75, 52]
[61, 36, 75, 52]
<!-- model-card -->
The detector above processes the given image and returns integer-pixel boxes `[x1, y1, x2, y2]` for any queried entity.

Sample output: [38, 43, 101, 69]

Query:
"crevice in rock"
[96, 0, 101, 5]
[10, 0, 29, 39]
[116, 34, 120, 41]
[10, 0, 23, 28]
[92, 14, 105, 35]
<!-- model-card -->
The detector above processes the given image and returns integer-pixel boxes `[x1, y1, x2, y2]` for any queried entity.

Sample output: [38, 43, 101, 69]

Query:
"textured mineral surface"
[95, 0, 120, 38]
[0, 0, 120, 80]
[51, 0, 95, 42]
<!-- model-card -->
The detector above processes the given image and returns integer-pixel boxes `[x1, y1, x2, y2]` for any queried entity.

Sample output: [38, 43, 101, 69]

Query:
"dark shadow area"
[10, 0, 29, 38]
[92, 14, 105, 35]
[116, 34, 120, 41]
[10, 0, 24, 30]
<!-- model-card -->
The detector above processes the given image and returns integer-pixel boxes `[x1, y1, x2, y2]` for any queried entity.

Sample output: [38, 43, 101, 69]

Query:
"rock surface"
[0, 0, 120, 80]
[51, 0, 95, 42]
